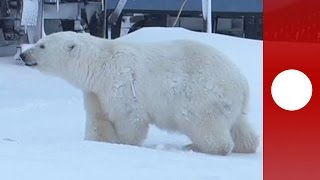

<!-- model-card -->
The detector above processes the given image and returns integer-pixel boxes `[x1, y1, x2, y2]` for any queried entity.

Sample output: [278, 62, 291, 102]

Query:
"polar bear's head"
[20, 31, 82, 75]
[20, 31, 98, 88]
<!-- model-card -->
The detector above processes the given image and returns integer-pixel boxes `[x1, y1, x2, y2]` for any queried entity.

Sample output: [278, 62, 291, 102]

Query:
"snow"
[0, 27, 262, 180]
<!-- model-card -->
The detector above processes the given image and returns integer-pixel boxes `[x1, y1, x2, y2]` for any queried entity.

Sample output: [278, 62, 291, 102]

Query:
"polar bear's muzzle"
[20, 52, 38, 66]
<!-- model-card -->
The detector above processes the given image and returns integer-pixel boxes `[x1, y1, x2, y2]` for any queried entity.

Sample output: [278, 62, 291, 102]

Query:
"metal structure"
[0, 0, 262, 57]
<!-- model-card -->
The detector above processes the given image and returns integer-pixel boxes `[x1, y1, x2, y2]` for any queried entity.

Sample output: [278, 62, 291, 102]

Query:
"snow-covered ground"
[0, 27, 262, 180]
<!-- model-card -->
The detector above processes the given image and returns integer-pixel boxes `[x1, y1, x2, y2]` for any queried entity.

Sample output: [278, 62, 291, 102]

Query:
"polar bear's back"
[124, 40, 249, 130]
[134, 39, 248, 95]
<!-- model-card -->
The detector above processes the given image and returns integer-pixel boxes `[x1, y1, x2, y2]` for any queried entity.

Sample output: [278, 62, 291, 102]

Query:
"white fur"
[23, 31, 259, 155]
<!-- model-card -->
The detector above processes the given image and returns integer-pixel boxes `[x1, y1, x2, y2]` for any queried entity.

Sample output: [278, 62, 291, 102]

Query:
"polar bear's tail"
[230, 82, 259, 153]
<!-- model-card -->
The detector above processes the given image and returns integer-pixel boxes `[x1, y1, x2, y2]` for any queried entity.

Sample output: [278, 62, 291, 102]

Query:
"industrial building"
[0, 0, 262, 56]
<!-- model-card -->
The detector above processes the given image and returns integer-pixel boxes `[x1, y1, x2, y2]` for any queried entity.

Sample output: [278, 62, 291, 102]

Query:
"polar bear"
[20, 31, 259, 155]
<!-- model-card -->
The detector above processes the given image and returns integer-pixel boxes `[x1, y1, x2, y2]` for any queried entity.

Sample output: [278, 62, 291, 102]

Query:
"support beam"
[202, 0, 212, 33]
[102, 0, 107, 38]
[207, 0, 212, 33]
[26, 0, 43, 43]
[108, 0, 127, 25]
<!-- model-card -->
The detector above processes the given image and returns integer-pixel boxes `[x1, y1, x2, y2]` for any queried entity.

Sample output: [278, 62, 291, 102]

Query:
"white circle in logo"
[271, 69, 312, 111]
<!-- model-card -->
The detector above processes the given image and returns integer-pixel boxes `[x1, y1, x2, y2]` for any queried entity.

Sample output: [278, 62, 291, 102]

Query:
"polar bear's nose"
[20, 52, 37, 66]
[20, 52, 27, 62]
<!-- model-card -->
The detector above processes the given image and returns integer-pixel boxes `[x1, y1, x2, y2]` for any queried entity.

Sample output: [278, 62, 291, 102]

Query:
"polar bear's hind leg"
[185, 119, 234, 155]
[231, 114, 259, 153]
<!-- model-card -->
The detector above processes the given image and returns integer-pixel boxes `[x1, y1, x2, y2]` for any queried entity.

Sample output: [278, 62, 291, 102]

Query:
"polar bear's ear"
[79, 32, 90, 36]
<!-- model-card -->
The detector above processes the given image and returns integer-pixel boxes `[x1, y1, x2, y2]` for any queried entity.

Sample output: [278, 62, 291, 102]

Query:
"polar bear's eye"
[68, 44, 76, 51]
[39, 44, 45, 49]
